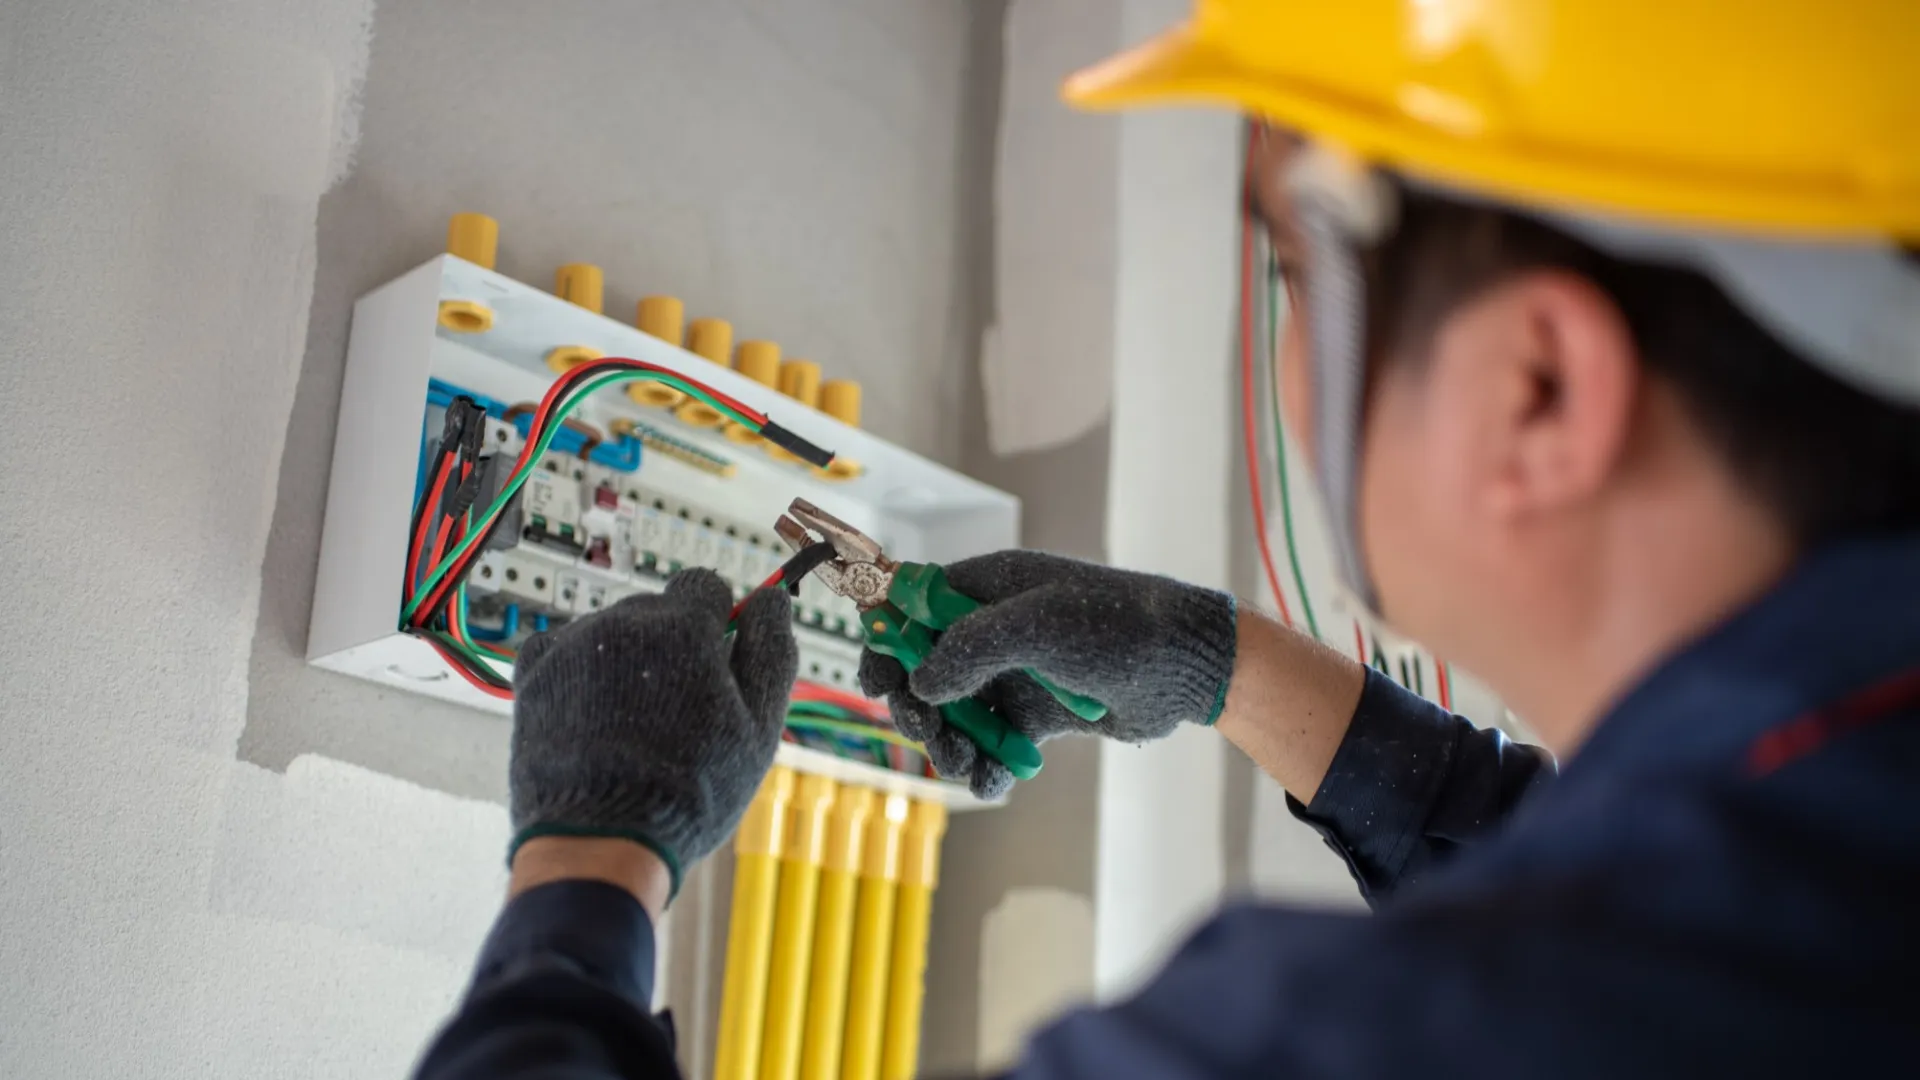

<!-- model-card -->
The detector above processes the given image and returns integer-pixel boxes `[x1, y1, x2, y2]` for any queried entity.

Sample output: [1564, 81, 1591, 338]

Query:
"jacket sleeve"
[1286, 668, 1554, 904]
[413, 879, 682, 1080]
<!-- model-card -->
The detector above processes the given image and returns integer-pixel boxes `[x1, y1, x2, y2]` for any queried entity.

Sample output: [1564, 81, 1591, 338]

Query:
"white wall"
[0, 3, 515, 1076]
[245, 0, 984, 803]
[0, 1, 988, 1076]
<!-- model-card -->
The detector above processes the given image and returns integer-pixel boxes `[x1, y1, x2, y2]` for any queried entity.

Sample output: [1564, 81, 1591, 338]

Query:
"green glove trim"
[507, 823, 686, 900]
[1200, 596, 1239, 727]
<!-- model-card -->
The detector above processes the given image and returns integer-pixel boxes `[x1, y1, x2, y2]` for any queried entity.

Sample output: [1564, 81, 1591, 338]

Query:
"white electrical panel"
[308, 254, 1019, 807]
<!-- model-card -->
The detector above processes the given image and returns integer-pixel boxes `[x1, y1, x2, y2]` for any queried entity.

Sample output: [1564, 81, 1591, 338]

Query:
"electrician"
[415, 1, 1920, 1076]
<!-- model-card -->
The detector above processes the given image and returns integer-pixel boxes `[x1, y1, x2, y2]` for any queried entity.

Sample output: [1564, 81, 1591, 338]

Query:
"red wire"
[420, 634, 513, 699]
[407, 456, 457, 599]
[424, 460, 472, 588]
[1437, 661, 1453, 711]
[728, 567, 788, 626]
[792, 680, 889, 720]
[412, 359, 770, 627]
[547, 357, 767, 427]
[1241, 186, 1294, 628]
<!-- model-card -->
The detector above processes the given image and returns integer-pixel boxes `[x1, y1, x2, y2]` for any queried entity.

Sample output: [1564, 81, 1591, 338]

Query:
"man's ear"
[1474, 269, 1639, 520]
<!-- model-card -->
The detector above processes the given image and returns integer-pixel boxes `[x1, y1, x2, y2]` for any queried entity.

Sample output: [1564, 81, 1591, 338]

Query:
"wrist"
[1215, 607, 1366, 798]
[509, 835, 673, 919]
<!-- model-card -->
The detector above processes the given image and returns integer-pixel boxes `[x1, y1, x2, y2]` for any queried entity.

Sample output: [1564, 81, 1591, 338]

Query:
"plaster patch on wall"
[977, 887, 1095, 1072]
[243, 0, 981, 803]
[984, 0, 1123, 456]
[0, 2, 486, 1076]
[211, 755, 509, 958]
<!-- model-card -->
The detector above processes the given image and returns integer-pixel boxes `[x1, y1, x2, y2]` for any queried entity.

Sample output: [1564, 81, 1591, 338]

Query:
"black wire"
[407, 450, 455, 570]
[776, 542, 840, 595]
[412, 365, 652, 627]
[419, 504, 515, 629]
[410, 629, 512, 690]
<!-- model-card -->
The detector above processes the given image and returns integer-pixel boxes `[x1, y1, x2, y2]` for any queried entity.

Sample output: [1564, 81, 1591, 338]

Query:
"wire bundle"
[400, 357, 833, 698]
[787, 683, 934, 778]
[394, 359, 951, 758]
[1238, 125, 1453, 711]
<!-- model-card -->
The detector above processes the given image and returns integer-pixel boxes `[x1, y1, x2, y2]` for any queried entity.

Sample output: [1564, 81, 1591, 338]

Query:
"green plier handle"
[860, 561, 1110, 781]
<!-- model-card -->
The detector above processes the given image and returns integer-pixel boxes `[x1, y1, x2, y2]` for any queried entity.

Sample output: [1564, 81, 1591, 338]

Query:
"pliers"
[775, 498, 1107, 781]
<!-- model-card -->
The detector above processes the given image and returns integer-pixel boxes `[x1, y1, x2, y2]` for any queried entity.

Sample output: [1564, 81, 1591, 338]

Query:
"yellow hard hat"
[1065, 0, 1920, 242]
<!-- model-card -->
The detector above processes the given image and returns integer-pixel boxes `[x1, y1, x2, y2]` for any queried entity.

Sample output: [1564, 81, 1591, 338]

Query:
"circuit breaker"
[307, 235, 1019, 809]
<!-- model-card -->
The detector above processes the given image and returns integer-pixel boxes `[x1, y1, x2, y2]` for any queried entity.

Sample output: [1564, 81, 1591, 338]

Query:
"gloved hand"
[509, 569, 797, 896]
[859, 550, 1237, 799]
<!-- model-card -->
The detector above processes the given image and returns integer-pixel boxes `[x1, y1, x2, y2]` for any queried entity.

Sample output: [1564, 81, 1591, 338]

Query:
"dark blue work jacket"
[415, 534, 1920, 1079]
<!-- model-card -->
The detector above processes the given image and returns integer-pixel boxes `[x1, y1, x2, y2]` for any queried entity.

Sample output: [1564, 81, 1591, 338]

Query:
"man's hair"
[1365, 193, 1920, 548]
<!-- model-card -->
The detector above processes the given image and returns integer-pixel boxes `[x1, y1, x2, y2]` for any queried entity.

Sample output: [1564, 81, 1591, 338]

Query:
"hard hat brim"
[1062, 23, 1919, 242]
[1061, 25, 1222, 111]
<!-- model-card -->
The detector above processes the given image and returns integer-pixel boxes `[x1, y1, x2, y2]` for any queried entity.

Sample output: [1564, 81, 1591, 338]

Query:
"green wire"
[1268, 271, 1322, 640]
[454, 581, 518, 663]
[425, 627, 512, 683]
[786, 701, 859, 721]
[783, 714, 922, 750]
[402, 369, 759, 624]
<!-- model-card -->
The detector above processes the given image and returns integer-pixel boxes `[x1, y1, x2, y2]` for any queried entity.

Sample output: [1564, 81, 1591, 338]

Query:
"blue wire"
[468, 603, 519, 642]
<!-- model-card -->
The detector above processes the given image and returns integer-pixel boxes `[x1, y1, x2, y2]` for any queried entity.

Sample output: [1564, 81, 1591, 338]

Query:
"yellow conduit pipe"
[714, 767, 795, 1080]
[881, 800, 948, 1080]
[758, 774, 837, 1080]
[841, 793, 910, 1080]
[799, 787, 877, 1080]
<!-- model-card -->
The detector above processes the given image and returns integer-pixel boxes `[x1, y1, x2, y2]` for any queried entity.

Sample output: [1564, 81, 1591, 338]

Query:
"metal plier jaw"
[774, 498, 896, 610]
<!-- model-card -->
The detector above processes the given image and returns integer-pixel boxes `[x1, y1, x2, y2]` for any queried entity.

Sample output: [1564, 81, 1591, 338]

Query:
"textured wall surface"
[0, 2, 518, 1077]
[0, 1, 986, 1075]
[243, 0, 983, 803]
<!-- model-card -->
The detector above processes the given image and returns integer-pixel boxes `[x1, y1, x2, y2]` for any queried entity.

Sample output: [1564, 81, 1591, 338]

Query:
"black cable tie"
[437, 397, 471, 454]
[759, 421, 837, 470]
[442, 468, 487, 520]
[456, 397, 489, 461]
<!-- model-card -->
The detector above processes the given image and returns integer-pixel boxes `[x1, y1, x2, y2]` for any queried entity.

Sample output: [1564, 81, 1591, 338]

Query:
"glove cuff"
[507, 822, 685, 900]
[1174, 589, 1238, 726]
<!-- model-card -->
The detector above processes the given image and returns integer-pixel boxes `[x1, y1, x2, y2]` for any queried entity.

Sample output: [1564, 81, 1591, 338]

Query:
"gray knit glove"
[859, 550, 1237, 799]
[509, 569, 797, 894]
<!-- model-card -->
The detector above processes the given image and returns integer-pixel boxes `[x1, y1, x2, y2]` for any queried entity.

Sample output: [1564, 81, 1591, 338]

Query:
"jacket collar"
[1565, 532, 1920, 780]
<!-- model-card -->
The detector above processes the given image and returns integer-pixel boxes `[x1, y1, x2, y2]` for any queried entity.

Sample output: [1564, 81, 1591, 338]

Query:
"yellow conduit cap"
[545, 345, 603, 374]
[785, 773, 839, 865]
[636, 296, 686, 344]
[861, 794, 911, 881]
[736, 766, 797, 857]
[768, 360, 824, 464]
[724, 341, 781, 444]
[898, 801, 949, 889]
[446, 213, 498, 269]
[813, 379, 864, 480]
[437, 299, 494, 333]
[554, 263, 604, 314]
[671, 317, 736, 423]
[823, 787, 878, 873]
